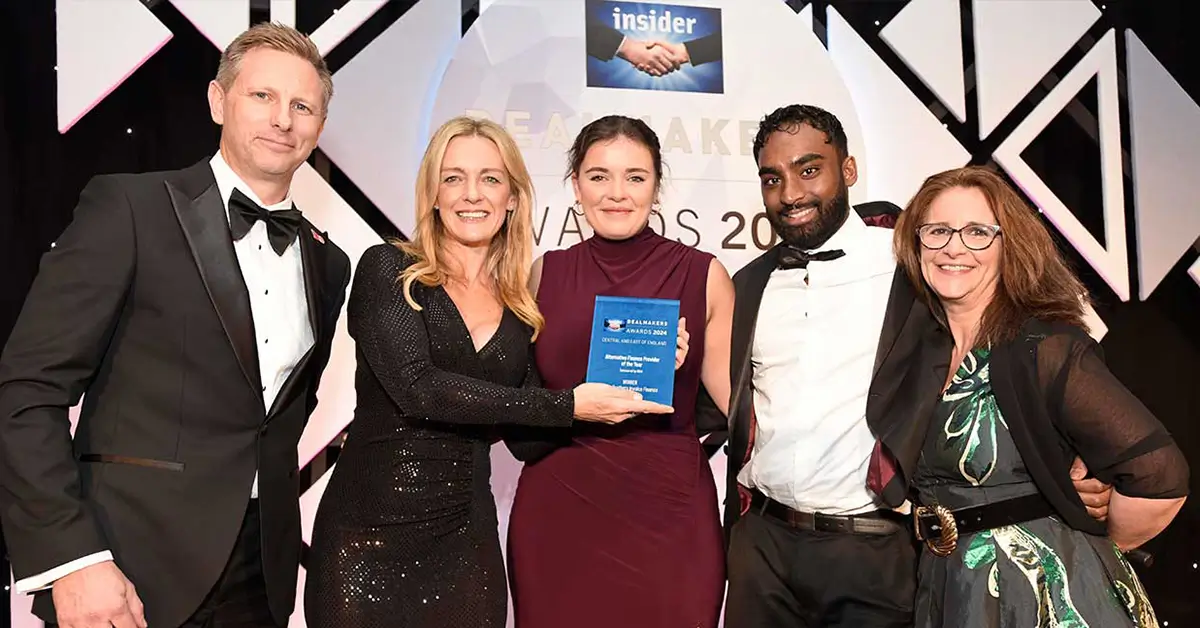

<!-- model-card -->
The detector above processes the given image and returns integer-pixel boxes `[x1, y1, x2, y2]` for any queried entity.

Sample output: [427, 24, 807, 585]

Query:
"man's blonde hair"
[215, 22, 333, 114]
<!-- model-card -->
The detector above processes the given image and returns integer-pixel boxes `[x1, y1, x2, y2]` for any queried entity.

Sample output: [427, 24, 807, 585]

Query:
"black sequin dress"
[304, 244, 574, 628]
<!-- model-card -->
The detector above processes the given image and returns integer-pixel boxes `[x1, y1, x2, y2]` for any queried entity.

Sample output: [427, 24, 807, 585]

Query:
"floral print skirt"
[913, 347, 1159, 628]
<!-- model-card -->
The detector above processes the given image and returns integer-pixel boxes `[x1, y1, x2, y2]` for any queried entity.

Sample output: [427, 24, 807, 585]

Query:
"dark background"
[1, 0, 1196, 625]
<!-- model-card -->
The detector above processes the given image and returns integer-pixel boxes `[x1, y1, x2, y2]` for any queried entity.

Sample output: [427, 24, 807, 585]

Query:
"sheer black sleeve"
[349, 244, 574, 428]
[502, 356, 573, 463]
[1039, 331, 1190, 499]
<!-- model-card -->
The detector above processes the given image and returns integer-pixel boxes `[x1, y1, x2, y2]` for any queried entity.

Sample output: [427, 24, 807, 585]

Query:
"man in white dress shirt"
[0, 23, 350, 628]
[719, 104, 1113, 627]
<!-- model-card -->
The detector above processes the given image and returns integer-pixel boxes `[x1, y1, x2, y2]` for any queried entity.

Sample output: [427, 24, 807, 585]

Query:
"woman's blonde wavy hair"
[395, 116, 544, 338]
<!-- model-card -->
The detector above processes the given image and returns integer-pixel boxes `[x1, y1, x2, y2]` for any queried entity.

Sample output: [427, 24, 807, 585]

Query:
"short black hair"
[751, 104, 848, 164]
[566, 115, 664, 192]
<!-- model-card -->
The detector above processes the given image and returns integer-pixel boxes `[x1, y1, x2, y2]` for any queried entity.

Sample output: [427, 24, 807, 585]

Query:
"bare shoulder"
[705, 257, 735, 314]
[706, 256, 733, 285]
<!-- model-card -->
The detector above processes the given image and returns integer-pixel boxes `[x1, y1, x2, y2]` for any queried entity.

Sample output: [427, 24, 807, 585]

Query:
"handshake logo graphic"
[585, 1, 725, 94]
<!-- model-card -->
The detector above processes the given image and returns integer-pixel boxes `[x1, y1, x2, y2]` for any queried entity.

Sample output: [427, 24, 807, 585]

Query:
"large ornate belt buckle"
[913, 504, 959, 557]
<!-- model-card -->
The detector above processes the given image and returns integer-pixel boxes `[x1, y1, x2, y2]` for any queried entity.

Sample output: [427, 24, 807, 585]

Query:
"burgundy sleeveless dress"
[506, 227, 725, 628]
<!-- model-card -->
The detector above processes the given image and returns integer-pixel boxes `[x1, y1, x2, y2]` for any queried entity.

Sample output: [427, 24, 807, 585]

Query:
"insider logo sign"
[584, 1, 724, 94]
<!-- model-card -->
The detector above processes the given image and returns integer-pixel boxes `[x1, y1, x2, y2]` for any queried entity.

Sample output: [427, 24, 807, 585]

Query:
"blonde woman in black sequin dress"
[303, 116, 679, 628]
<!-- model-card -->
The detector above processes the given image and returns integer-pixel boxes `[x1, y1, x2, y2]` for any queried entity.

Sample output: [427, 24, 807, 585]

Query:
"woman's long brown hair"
[894, 166, 1090, 347]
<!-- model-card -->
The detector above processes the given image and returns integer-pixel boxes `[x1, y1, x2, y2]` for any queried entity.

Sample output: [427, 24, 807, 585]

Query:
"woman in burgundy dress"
[506, 115, 735, 627]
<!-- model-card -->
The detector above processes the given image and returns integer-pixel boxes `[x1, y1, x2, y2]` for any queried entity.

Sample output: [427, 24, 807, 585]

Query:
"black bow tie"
[227, 188, 303, 255]
[776, 244, 846, 270]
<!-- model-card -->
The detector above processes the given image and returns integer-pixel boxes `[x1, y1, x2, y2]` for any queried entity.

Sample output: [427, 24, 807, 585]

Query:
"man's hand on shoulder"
[52, 561, 147, 628]
[1071, 456, 1113, 521]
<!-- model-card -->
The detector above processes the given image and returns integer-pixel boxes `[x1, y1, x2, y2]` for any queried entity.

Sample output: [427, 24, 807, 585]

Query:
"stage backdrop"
[19, 1, 1200, 627]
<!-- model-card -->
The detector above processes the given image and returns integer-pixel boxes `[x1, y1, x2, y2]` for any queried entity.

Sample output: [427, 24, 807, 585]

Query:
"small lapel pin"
[311, 228, 325, 244]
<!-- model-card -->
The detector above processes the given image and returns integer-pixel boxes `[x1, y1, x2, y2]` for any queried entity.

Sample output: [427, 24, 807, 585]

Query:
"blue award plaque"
[585, 296, 680, 406]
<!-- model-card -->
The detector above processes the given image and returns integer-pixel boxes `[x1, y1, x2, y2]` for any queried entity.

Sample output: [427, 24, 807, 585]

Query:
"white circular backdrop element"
[430, 0, 868, 274]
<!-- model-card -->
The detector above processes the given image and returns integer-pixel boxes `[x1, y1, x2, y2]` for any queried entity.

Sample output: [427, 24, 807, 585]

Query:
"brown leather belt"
[750, 489, 906, 536]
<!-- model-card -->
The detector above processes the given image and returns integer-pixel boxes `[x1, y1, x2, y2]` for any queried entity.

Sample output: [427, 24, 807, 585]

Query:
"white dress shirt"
[15, 153, 313, 593]
[736, 214, 897, 516]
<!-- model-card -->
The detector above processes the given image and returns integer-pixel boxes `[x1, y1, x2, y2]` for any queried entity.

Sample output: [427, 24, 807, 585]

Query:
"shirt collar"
[770, 211, 894, 286]
[208, 151, 295, 219]
[811, 210, 869, 254]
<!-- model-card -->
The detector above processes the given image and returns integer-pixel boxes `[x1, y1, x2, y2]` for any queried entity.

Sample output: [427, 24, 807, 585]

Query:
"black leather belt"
[750, 489, 906, 536]
[914, 492, 1054, 556]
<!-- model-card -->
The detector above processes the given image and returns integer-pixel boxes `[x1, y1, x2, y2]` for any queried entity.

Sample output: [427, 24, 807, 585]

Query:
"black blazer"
[0, 159, 350, 627]
[719, 207, 949, 534]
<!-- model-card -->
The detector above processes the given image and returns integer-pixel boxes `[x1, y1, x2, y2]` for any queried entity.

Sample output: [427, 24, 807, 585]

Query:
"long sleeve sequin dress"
[304, 244, 574, 628]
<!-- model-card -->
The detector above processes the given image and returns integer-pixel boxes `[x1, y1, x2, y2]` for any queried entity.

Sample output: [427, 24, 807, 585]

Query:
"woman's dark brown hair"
[893, 165, 1090, 347]
[565, 115, 664, 192]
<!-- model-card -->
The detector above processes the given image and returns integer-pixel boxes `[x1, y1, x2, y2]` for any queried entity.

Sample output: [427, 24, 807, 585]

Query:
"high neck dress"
[506, 227, 726, 627]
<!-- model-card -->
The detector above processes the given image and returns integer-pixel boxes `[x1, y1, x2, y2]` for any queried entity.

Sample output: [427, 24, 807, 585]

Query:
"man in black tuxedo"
[719, 104, 1114, 627]
[0, 22, 350, 628]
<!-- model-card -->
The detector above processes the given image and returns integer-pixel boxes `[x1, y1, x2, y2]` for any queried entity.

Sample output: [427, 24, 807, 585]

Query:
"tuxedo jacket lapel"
[166, 163, 264, 403]
[298, 225, 324, 342]
[264, 226, 326, 420]
[728, 249, 778, 469]
[871, 266, 914, 380]
[866, 268, 950, 494]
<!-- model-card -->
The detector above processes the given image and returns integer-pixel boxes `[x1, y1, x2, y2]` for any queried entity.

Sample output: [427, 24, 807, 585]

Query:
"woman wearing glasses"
[892, 166, 1188, 627]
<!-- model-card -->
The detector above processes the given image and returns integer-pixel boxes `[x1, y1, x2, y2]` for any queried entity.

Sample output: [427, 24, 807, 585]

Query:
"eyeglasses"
[916, 223, 1002, 251]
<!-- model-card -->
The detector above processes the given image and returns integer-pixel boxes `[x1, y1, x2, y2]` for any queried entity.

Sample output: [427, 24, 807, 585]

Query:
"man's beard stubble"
[767, 183, 852, 251]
